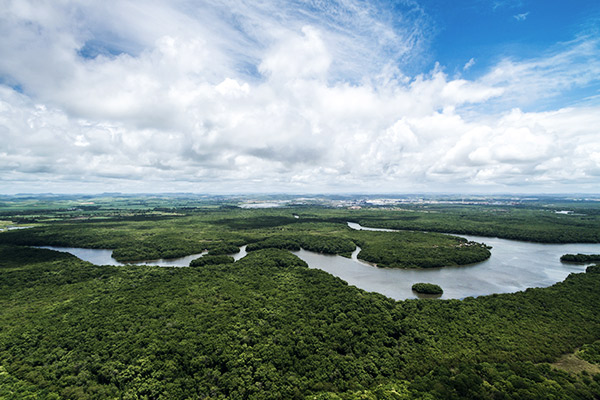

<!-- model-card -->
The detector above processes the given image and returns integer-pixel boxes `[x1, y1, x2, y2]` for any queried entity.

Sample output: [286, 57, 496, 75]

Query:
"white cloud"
[259, 26, 332, 81]
[463, 58, 476, 71]
[513, 12, 529, 21]
[0, 1, 599, 194]
[479, 37, 600, 107]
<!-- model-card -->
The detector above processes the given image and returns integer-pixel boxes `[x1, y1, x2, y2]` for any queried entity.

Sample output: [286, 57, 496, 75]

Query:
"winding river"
[36, 223, 600, 300]
[35, 245, 249, 268]
[35, 246, 209, 267]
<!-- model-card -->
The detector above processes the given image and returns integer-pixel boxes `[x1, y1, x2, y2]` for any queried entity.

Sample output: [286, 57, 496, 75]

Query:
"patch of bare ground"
[550, 350, 600, 374]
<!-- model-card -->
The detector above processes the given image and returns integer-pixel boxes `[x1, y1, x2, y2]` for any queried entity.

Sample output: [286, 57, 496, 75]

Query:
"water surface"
[303, 222, 600, 300]
[36, 246, 209, 267]
[0, 226, 34, 232]
[35, 225, 600, 300]
[37, 244, 250, 266]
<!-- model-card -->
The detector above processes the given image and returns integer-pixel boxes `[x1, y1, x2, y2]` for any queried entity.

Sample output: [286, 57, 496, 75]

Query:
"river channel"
[35, 245, 249, 267]
[36, 223, 600, 300]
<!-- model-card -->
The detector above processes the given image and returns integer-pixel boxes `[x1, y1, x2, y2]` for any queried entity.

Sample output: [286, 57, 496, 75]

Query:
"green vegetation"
[354, 231, 490, 268]
[411, 282, 443, 294]
[190, 254, 234, 267]
[1, 243, 600, 398]
[587, 265, 600, 273]
[0, 365, 60, 399]
[344, 205, 600, 243]
[206, 242, 240, 255]
[561, 253, 600, 263]
[1, 195, 600, 398]
[578, 341, 600, 365]
[0, 210, 489, 268]
[246, 234, 356, 257]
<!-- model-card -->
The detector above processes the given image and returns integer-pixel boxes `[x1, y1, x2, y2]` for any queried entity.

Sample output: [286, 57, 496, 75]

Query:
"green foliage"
[297, 234, 356, 256]
[2, 195, 600, 244]
[246, 236, 301, 251]
[587, 265, 600, 273]
[0, 216, 246, 262]
[4, 203, 596, 269]
[2, 199, 600, 398]
[307, 381, 422, 399]
[561, 253, 600, 263]
[213, 215, 299, 229]
[408, 361, 600, 399]
[354, 231, 491, 268]
[411, 283, 443, 294]
[577, 341, 600, 365]
[189, 254, 234, 267]
[2, 243, 600, 399]
[206, 242, 240, 255]
[349, 206, 600, 243]
[0, 365, 61, 399]
[246, 234, 355, 256]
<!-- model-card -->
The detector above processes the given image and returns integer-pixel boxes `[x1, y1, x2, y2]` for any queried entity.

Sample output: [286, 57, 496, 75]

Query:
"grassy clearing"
[551, 352, 600, 374]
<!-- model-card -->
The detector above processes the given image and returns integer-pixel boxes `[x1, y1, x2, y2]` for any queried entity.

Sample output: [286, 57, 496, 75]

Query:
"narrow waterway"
[36, 244, 249, 267]
[35, 246, 209, 267]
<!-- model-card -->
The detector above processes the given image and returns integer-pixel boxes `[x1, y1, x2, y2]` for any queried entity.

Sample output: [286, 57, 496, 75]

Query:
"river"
[35, 244, 249, 267]
[36, 224, 600, 300]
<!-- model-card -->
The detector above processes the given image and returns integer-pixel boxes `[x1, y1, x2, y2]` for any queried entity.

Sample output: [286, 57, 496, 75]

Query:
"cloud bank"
[0, 0, 599, 193]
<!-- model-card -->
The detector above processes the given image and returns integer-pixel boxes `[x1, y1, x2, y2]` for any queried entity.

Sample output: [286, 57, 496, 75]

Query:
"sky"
[0, 0, 599, 194]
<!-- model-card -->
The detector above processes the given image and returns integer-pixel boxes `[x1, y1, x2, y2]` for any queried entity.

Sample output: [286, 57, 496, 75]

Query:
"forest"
[411, 283, 443, 295]
[1, 195, 600, 399]
[0, 208, 493, 268]
[561, 254, 600, 263]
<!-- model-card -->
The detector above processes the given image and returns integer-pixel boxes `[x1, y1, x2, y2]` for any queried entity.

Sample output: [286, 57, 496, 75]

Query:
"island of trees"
[561, 253, 600, 263]
[412, 282, 443, 294]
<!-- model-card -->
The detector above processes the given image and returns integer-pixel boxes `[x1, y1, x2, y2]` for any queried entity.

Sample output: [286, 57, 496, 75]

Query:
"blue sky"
[0, 0, 599, 194]
[426, 0, 597, 73]
[421, 0, 600, 110]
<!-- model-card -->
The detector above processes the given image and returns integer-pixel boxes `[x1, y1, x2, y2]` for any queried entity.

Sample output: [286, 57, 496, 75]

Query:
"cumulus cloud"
[0, 0, 599, 193]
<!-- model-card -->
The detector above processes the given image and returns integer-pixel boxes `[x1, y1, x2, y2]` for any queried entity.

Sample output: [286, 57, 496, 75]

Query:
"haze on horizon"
[1, 0, 599, 195]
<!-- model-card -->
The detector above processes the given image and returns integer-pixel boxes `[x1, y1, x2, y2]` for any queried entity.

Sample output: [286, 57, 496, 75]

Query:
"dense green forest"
[190, 254, 235, 267]
[346, 207, 600, 243]
[411, 283, 443, 295]
[1, 196, 600, 398]
[578, 340, 600, 365]
[1, 244, 600, 399]
[561, 254, 600, 263]
[0, 209, 491, 269]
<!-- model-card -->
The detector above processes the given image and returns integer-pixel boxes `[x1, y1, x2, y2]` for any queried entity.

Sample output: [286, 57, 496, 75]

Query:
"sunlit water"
[35, 224, 600, 300]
